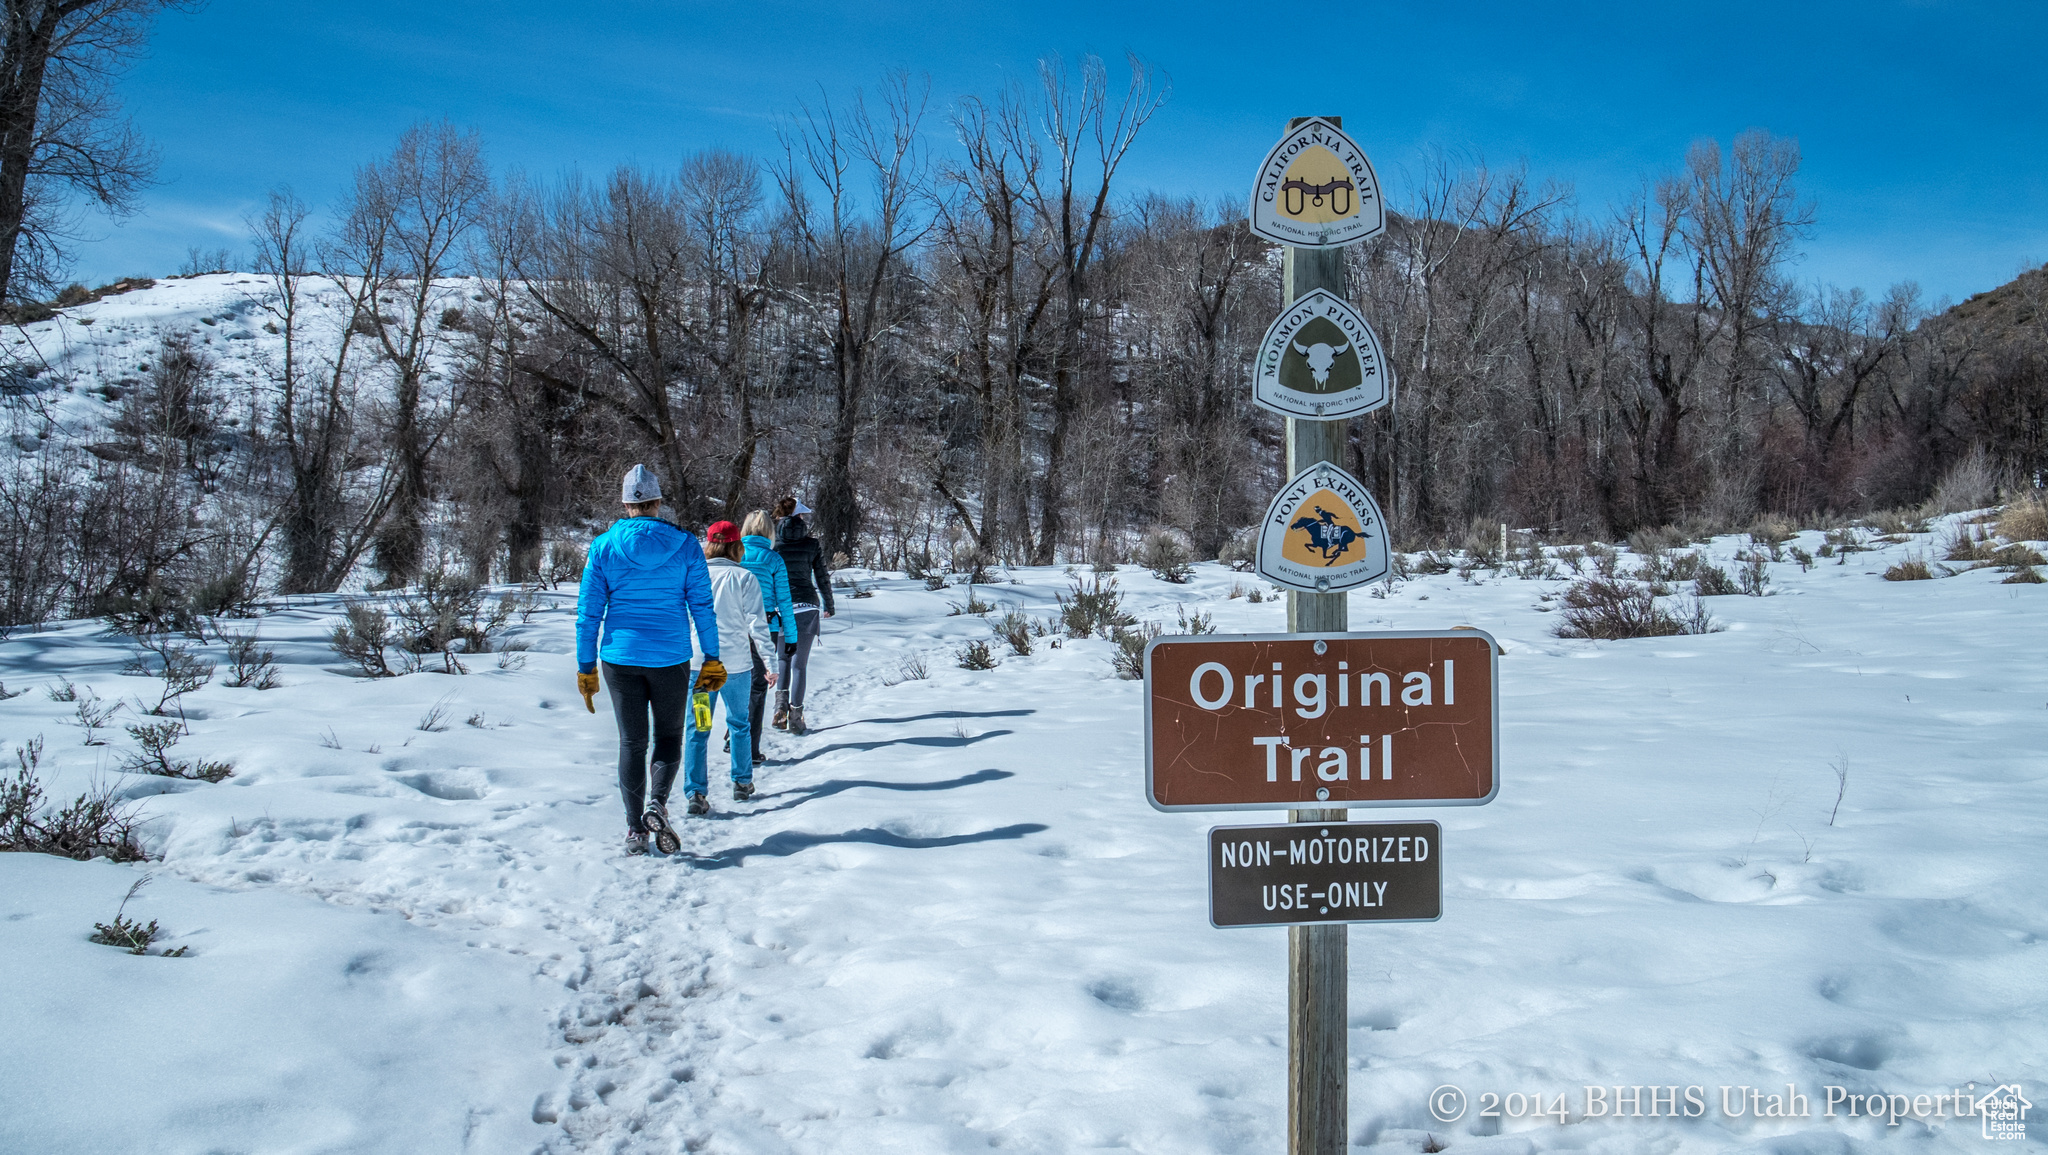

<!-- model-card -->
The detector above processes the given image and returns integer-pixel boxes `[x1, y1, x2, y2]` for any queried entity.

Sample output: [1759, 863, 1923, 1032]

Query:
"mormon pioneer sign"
[1247, 117, 1386, 248]
[1255, 460, 1390, 592]
[1144, 631, 1498, 811]
[1252, 287, 1392, 419]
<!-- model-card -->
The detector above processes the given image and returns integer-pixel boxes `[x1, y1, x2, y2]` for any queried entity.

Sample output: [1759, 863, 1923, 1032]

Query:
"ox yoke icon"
[1290, 504, 1369, 565]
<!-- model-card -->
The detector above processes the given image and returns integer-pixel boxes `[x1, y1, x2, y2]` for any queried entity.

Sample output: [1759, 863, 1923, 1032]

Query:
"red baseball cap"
[706, 520, 741, 543]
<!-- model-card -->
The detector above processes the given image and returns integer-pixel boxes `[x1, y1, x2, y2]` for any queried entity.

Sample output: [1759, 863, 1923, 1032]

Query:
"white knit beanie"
[621, 464, 661, 503]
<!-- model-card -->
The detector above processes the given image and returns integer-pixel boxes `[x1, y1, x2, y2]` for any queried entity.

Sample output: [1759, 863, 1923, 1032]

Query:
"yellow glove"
[577, 672, 600, 713]
[695, 658, 727, 692]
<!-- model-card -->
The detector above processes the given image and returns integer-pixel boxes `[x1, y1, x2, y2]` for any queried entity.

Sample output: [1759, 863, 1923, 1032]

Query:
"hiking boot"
[752, 752, 766, 769]
[623, 830, 649, 856]
[733, 781, 755, 802]
[772, 706, 789, 731]
[643, 803, 681, 855]
[686, 793, 711, 817]
[787, 706, 807, 736]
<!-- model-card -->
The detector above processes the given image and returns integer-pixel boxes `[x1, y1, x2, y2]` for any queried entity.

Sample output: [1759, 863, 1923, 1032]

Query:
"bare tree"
[776, 72, 931, 561]
[678, 149, 775, 516]
[249, 187, 390, 594]
[0, 0, 183, 304]
[512, 167, 702, 517]
[325, 121, 491, 587]
[1022, 54, 1163, 563]
[930, 81, 1058, 561]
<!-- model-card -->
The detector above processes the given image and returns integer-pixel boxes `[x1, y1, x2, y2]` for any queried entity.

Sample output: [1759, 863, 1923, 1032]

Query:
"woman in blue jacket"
[738, 510, 793, 769]
[576, 466, 725, 856]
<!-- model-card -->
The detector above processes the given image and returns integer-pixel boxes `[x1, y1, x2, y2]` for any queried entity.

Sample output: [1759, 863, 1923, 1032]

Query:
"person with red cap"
[684, 520, 775, 814]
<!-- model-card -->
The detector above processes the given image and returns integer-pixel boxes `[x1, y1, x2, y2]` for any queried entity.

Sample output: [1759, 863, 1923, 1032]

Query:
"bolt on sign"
[1247, 116, 1385, 248]
[1252, 287, 1392, 420]
[1256, 460, 1390, 593]
[1144, 631, 1498, 811]
[1209, 820, 1441, 927]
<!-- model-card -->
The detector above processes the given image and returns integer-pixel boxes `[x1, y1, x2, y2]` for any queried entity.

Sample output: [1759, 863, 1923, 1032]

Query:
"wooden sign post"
[1281, 118, 1356, 1155]
[1248, 114, 1391, 1155]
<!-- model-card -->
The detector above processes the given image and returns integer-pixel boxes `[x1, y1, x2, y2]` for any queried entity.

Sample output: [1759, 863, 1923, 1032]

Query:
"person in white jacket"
[684, 520, 777, 815]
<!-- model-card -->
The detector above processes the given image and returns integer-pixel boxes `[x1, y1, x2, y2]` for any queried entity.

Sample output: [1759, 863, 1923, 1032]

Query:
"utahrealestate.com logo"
[1981, 1083, 2030, 1141]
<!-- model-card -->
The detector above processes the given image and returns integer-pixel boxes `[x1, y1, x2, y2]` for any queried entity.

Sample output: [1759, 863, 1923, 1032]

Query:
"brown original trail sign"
[1145, 631, 1498, 811]
[1209, 820, 1441, 927]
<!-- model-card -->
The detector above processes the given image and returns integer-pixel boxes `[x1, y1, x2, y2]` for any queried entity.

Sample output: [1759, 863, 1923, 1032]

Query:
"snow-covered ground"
[2, 522, 2044, 1153]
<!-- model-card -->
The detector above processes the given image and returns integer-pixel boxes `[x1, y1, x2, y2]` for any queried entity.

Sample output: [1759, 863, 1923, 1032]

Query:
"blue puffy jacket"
[740, 533, 793, 641]
[576, 517, 720, 672]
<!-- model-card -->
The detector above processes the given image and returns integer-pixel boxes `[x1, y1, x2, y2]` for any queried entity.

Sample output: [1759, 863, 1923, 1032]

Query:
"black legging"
[746, 640, 768, 760]
[603, 661, 691, 831]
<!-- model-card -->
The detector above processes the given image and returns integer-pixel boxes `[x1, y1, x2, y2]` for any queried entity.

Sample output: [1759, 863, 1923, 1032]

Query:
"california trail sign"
[1252, 288, 1392, 420]
[1256, 460, 1390, 594]
[1248, 117, 1386, 248]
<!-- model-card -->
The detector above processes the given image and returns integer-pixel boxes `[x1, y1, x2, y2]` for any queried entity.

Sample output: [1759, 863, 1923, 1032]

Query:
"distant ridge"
[1933, 263, 2048, 343]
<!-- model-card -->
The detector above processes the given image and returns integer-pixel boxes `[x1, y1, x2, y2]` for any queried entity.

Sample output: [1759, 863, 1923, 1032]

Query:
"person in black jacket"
[771, 496, 834, 735]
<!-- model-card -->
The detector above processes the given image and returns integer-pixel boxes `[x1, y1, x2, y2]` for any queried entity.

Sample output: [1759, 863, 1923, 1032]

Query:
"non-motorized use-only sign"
[1247, 117, 1386, 248]
[1252, 287, 1393, 420]
[1145, 631, 1498, 811]
[1256, 460, 1390, 593]
[1209, 820, 1441, 927]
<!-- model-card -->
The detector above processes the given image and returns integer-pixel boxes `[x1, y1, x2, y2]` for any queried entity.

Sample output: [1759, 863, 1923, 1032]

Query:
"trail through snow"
[3, 524, 2045, 1153]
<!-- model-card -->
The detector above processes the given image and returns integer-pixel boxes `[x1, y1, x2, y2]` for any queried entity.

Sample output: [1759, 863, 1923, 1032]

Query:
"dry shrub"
[1883, 556, 1933, 581]
[2002, 567, 2045, 584]
[1866, 508, 1929, 536]
[955, 639, 999, 671]
[1135, 529, 1193, 584]
[1694, 564, 1740, 596]
[1057, 576, 1134, 639]
[1552, 577, 1717, 639]
[1627, 525, 1690, 555]
[1942, 524, 1996, 562]
[1998, 495, 2048, 543]
[1931, 446, 1998, 513]
[1746, 514, 1798, 546]
[2, 737, 149, 861]
[993, 610, 1035, 657]
[1216, 530, 1256, 572]
[1460, 517, 1503, 567]
[1110, 621, 1164, 679]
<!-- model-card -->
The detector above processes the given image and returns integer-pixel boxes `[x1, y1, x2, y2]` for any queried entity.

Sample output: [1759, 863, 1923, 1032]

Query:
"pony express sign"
[1252, 288, 1392, 420]
[1209, 820, 1441, 927]
[1256, 460, 1389, 593]
[1144, 631, 1498, 811]
[1247, 116, 1386, 248]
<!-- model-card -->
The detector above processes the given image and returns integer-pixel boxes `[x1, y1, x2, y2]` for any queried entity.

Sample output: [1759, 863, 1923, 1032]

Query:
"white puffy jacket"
[692, 557, 774, 667]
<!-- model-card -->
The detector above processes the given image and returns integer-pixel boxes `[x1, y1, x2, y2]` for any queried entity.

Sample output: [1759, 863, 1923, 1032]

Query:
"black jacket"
[775, 516, 834, 614]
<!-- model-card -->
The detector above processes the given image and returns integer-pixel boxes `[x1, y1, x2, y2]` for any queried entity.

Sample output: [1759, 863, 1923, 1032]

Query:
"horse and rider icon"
[1290, 504, 1368, 564]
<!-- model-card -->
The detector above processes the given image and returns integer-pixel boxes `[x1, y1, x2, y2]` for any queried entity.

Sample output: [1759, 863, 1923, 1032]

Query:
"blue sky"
[81, 0, 2046, 307]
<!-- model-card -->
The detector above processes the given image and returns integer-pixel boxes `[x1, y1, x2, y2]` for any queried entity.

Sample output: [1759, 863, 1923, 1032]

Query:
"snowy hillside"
[2, 272, 463, 445]
[1, 520, 2044, 1153]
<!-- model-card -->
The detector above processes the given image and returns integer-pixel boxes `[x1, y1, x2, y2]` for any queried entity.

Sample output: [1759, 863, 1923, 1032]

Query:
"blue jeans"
[684, 669, 753, 796]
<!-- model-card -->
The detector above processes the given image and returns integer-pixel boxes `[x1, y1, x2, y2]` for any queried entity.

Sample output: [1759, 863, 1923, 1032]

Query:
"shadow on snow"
[681, 821, 1049, 869]
[787, 729, 1014, 764]
[747, 768, 1014, 815]
[798, 708, 1034, 735]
